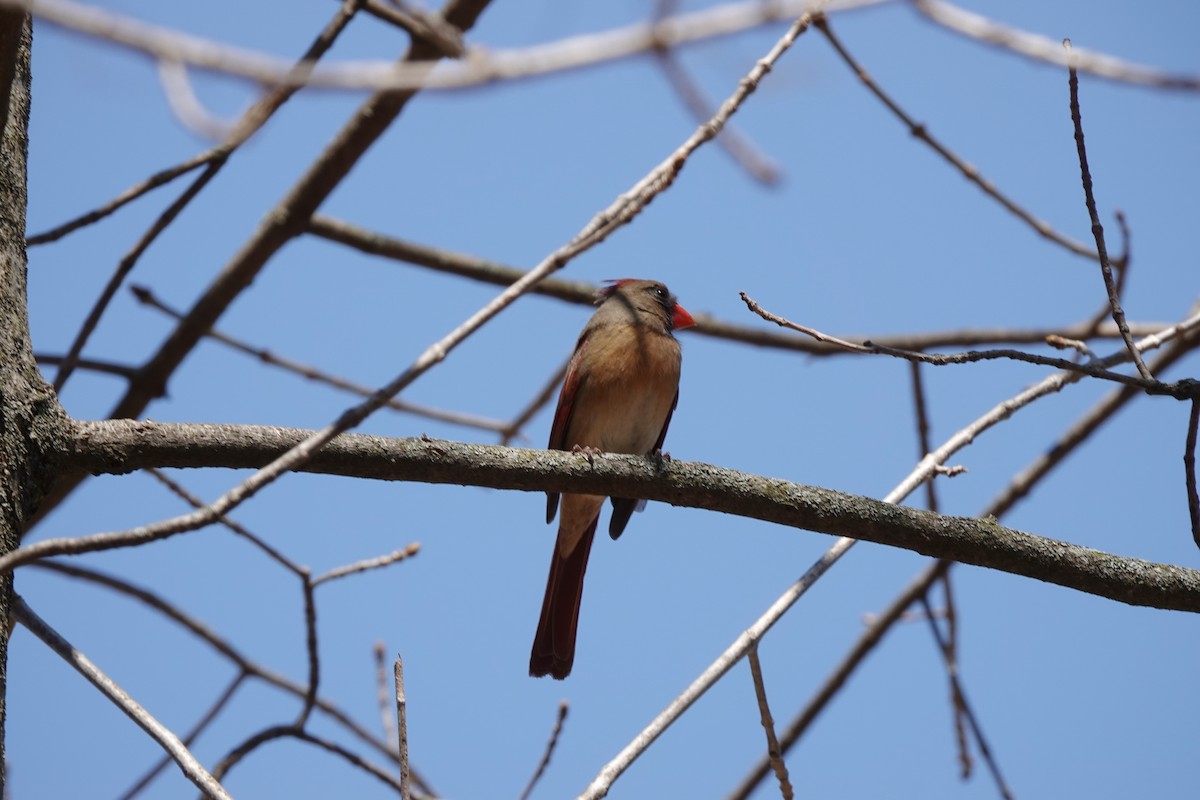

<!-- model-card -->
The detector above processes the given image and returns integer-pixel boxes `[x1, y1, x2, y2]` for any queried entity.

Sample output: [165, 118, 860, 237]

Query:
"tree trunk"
[0, 14, 72, 792]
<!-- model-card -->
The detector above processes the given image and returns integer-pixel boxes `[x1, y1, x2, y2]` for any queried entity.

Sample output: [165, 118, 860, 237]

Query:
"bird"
[530, 279, 694, 679]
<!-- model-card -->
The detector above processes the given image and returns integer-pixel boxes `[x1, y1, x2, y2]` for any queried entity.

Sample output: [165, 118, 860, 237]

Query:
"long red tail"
[529, 517, 598, 679]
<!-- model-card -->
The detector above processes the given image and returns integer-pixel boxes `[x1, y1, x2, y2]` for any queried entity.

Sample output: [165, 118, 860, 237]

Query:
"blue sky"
[11, 1, 1200, 798]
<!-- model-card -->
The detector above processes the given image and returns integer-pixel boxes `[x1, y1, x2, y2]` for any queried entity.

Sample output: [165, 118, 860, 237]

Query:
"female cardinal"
[530, 279, 695, 679]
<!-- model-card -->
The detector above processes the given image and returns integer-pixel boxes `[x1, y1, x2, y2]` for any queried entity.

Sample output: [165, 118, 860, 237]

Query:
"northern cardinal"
[530, 279, 695, 679]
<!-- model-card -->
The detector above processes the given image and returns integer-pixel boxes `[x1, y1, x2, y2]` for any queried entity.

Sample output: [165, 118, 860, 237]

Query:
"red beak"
[672, 304, 695, 330]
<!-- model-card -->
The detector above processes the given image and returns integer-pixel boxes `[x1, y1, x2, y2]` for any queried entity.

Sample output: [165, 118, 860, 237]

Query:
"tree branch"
[40, 419, 1200, 613]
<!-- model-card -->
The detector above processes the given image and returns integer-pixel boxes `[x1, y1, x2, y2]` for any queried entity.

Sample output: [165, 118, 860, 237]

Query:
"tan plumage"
[530, 279, 694, 679]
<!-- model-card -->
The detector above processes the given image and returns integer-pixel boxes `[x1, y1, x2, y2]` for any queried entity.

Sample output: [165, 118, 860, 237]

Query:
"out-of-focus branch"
[6, 0, 886, 91]
[911, 0, 1200, 91]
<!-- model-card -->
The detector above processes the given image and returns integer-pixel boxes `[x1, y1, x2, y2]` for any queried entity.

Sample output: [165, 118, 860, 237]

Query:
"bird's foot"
[572, 444, 604, 466]
[649, 448, 672, 472]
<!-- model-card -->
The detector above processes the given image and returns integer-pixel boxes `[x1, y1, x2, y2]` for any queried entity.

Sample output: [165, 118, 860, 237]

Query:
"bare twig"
[368, 0, 465, 57]
[908, 361, 939, 513]
[12, 595, 233, 800]
[520, 701, 570, 800]
[655, 46, 781, 185]
[297, 573, 321, 727]
[938, 572, 967, 778]
[742, 292, 1200, 401]
[312, 543, 421, 586]
[373, 642, 398, 753]
[7, 0, 886, 92]
[25, 152, 211, 244]
[814, 15, 1101, 262]
[747, 645, 793, 800]
[920, 594, 1014, 799]
[130, 284, 510, 435]
[501, 357, 570, 446]
[910, 357, 971, 778]
[118, 673, 247, 800]
[395, 656, 410, 800]
[1186, 399, 1200, 549]
[912, 0, 1200, 91]
[34, 352, 138, 380]
[51, 159, 223, 392]
[1066, 41, 1151, 381]
[210, 724, 405, 791]
[146, 466, 303, 572]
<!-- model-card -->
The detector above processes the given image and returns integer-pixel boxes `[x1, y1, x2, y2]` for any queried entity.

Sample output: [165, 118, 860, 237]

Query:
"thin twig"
[51, 160, 223, 392]
[297, 572, 320, 727]
[728, 560, 952, 799]
[34, 352, 138, 380]
[12, 595, 233, 800]
[146, 466, 303, 573]
[814, 15, 1101, 262]
[8, 0, 887, 92]
[938, 572, 968, 778]
[502, 357, 570, 446]
[742, 292, 1200, 401]
[374, 642, 398, 753]
[920, 595, 1014, 799]
[1066, 41, 1152, 381]
[118, 673, 247, 800]
[25, 152, 211, 244]
[1186, 399, 1200, 549]
[130, 284, 510, 435]
[747, 645, 793, 800]
[312, 543, 421, 586]
[210, 724, 406, 791]
[908, 361, 940, 513]
[910, 358, 971, 777]
[395, 656, 410, 800]
[519, 701, 570, 800]
[31, 560, 427, 786]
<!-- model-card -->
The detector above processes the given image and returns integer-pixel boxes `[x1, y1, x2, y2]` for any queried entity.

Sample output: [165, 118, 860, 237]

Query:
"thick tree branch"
[47, 419, 1200, 613]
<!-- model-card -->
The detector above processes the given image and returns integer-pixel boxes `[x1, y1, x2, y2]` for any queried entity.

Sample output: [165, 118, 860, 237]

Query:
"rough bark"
[54, 420, 1200, 614]
[0, 13, 72, 791]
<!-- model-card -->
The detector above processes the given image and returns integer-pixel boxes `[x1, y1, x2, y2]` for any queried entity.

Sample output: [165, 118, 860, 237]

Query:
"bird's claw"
[650, 448, 671, 472]
[572, 444, 603, 466]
